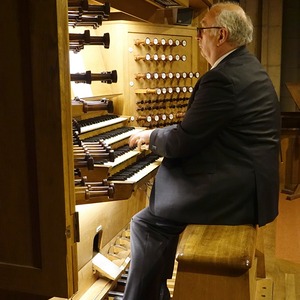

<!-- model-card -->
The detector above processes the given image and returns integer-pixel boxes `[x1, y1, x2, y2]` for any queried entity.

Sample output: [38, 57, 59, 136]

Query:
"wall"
[241, 0, 283, 98]
[280, 0, 300, 111]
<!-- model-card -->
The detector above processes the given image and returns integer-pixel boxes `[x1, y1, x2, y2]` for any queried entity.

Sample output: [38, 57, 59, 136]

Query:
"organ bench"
[173, 224, 266, 300]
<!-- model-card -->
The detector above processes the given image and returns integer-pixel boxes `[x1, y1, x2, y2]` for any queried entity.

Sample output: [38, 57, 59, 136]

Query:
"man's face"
[197, 10, 219, 66]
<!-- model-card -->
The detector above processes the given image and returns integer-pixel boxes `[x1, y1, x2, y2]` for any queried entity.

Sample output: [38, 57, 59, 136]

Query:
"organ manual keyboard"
[73, 112, 162, 201]
[1, 0, 213, 299]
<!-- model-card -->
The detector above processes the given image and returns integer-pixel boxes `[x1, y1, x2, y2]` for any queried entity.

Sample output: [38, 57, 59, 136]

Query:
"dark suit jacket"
[149, 46, 280, 226]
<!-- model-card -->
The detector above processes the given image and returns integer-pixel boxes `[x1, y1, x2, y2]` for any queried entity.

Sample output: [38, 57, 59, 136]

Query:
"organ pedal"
[108, 245, 130, 258]
[92, 227, 131, 282]
[92, 252, 129, 281]
[115, 237, 130, 249]
[105, 248, 179, 300]
[78, 221, 177, 300]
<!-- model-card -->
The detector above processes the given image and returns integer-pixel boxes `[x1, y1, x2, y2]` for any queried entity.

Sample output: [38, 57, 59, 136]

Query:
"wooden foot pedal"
[92, 253, 130, 280]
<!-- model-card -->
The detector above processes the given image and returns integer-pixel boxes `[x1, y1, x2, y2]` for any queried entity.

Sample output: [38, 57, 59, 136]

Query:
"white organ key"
[80, 116, 128, 133]
[101, 149, 140, 167]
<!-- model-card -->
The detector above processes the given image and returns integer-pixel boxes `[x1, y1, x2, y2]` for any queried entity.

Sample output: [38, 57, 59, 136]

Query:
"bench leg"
[256, 226, 266, 278]
[173, 263, 257, 300]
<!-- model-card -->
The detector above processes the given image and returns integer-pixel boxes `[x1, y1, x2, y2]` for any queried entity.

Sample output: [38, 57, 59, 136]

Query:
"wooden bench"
[172, 224, 265, 300]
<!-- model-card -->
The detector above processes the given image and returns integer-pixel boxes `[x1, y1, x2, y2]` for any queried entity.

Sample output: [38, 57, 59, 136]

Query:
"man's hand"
[129, 129, 154, 151]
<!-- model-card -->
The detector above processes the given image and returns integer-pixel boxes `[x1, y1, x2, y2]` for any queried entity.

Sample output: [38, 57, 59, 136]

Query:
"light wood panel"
[69, 21, 201, 129]
[0, 0, 77, 298]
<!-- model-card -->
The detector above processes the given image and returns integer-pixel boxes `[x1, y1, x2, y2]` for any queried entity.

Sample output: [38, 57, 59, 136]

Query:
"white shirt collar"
[210, 48, 237, 69]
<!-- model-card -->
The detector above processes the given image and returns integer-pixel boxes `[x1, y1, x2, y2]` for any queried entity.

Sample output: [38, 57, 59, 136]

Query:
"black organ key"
[113, 144, 132, 158]
[82, 127, 136, 142]
[108, 154, 160, 181]
[73, 114, 120, 133]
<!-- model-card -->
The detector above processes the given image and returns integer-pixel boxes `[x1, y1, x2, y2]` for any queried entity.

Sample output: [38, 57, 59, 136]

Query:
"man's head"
[197, 2, 253, 66]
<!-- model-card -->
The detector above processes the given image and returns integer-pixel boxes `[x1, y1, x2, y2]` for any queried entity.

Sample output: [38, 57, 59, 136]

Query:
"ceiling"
[93, 0, 211, 22]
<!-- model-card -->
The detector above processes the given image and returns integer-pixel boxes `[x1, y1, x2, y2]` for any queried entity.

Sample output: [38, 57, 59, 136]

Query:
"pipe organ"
[1, 1, 286, 299]
[66, 1, 203, 299]
[0, 0, 213, 298]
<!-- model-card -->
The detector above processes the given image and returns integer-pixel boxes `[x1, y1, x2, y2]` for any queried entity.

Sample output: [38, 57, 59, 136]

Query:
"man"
[123, 2, 280, 299]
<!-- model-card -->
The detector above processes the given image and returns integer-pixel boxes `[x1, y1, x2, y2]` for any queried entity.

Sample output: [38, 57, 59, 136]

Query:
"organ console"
[66, 17, 201, 298]
[2, 1, 288, 299]
[0, 1, 228, 299]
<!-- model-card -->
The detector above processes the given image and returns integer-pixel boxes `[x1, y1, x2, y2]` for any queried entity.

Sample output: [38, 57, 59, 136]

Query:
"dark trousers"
[123, 207, 186, 300]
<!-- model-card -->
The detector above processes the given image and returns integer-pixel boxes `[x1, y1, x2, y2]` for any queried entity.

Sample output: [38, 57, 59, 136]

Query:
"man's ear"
[218, 28, 228, 45]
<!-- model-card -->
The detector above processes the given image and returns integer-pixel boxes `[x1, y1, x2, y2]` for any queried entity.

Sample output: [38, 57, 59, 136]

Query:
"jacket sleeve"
[149, 69, 237, 158]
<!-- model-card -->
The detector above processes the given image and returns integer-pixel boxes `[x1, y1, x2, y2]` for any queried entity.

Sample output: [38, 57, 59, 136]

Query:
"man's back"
[149, 46, 280, 226]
